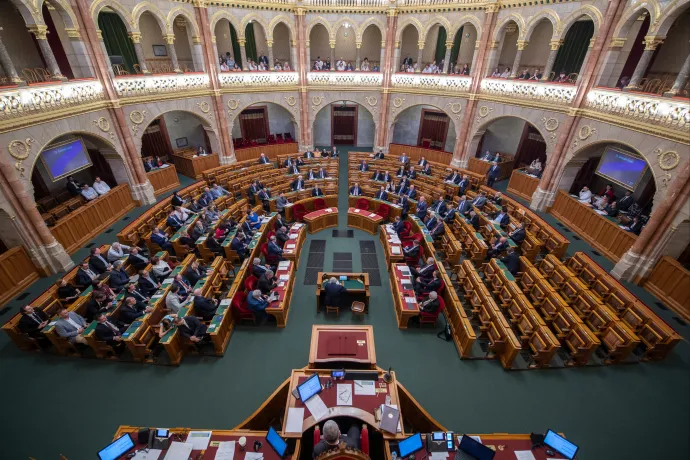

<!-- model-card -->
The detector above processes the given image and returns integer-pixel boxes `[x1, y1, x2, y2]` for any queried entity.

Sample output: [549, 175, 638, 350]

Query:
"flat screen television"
[594, 147, 647, 191]
[40, 138, 92, 182]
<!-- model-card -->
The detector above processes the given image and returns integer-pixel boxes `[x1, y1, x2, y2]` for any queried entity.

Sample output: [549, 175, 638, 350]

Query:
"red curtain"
[142, 121, 172, 159]
[333, 107, 356, 145]
[418, 111, 449, 149]
[514, 125, 546, 168]
[240, 108, 268, 143]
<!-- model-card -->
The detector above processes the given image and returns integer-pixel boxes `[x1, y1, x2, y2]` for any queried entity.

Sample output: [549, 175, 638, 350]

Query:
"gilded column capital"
[381, 41, 386, 48]
[516, 40, 528, 51]
[417, 41, 425, 50]
[306, 40, 310, 48]
[386, 8, 398, 17]
[129, 32, 142, 43]
[291, 40, 297, 48]
[267, 40, 274, 48]
[295, 7, 306, 16]
[28, 25, 49, 40]
[192, 36, 201, 45]
[588, 38, 595, 48]
[609, 37, 626, 48]
[549, 39, 563, 50]
[395, 41, 400, 49]
[211, 35, 217, 44]
[445, 41, 454, 50]
[356, 42, 362, 49]
[329, 40, 336, 49]
[192, 0, 208, 7]
[485, 3, 500, 13]
[96, 29, 103, 40]
[65, 28, 81, 39]
[163, 34, 176, 45]
[643, 36, 664, 50]
[238, 39, 246, 46]
[488, 40, 500, 49]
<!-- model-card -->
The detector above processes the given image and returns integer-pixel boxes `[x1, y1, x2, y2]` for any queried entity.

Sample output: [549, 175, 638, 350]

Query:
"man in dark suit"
[617, 191, 634, 212]
[419, 291, 441, 314]
[425, 213, 438, 230]
[492, 192, 504, 207]
[206, 235, 225, 257]
[268, 235, 284, 259]
[258, 153, 271, 164]
[125, 283, 149, 304]
[431, 198, 447, 217]
[395, 179, 408, 195]
[430, 220, 445, 240]
[184, 262, 205, 287]
[395, 166, 407, 177]
[193, 288, 218, 321]
[258, 270, 277, 295]
[500, 247, 520, 276]
[457, 196, 472, 215]
[487, 162, 500, 187]
[402, 55, 413, 66]
[371, 170, 382, 181]
[252, 258, 270, 278]
[467, 210, 480, 230]
[487, 236, 509, 259]
[230, 233, 248, 260]
[138, 270, 160, 296]
[445, 170, 461, 184]
[304, 150, 315, 159]
[418, 157, 428, 167]
[283, 157, 294, 168]
[626, 216, 643, 235]
[291, 175, 305, 191]
[392, 216, 405, 234]
[257, 188, 271, 210]
[128, 247, 150, 271]
[415, 196, 428, 220]
[457, 175, 470, 195]
[288, 163, 300, 175]
[174, 316, 207, 343]
[375, 186, 388, 201]
[509, 223, 527, 245]
[119, 296, 152, 325]
[89, 247, 111, 274]
[17, 305, 49, 341]
[75, 262, 98, 288]
[295, 157, 305, 166]
[403, 240, 421, 262]
[349, 183, 363, 196]
[317, 168, 328, 179]
[398, 194, 410, 217]
[359, 160, 369, 172]
[312, 185, 324, 197]
[247, 181, 261, 205]
[415, 270, 441, 295]
[382, 171, 392, 182]
[472, 191, 487, 208]
[406, 185, 417, 200]
[151, 228, 175, 254]
[66, 176, 83, 196]
[171, 274, 192, 299]
[492, 207, 510, 229]
[86, 292, 110, 322]
[407, 167, 417, 179]
[276, 226, 289, 247]
[108, 260, 130, 292]
[422, 164, 432, 175]
[373, 150, 385, 159]
[313, 420, 360, 459]
[167, 211, 184, 231]
[604, 201, 619, 217]
[324, 277, 348, 308]
[94, 313, 126, 352]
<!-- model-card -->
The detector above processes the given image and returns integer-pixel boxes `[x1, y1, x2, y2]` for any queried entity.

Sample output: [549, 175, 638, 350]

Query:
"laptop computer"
[454, 435, 496, 460]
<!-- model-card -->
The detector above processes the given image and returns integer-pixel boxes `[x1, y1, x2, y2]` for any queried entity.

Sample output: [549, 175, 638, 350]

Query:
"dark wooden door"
[331, 106, 358, 145]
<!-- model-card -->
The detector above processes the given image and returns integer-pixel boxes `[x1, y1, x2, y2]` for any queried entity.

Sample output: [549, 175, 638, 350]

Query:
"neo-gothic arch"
[395, 17, 423, 44]
[450, 15, 482, 41]
[468, 114, 553, 158]
[43, 0, 80, 30]
[651, 0, 690, 36]
[386, 101, 461, 147]
[210, 11, 242, 36]
[306, 16, 332, 38]
[132, 3, 168, 35]
[522, 9, 560, 41]
[612, 2, 659, 40]
[492, 13, 526, 42]
[557, 6, 603, 41]
[167, 7, 201, 38]
[227, 98, 300, 133]
[357, 18, 386, 42]
[90, 0, 135, 32]
[421, 16, 452, 43]
[137, 108, 221, 155]
[239, 13, 269, 39]
[331, 17, 358, 41]
[310, 96, 378, 140]
[8, 0, 43, 25]
[267, 15, 294, 41]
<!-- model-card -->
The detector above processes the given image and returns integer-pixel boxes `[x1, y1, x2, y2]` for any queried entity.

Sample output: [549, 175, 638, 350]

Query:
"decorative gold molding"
[643, 36, 664, 51]
[163, 34, 176, 45]
[129, 110, 146, 125]
[578, 125, 596, 140]
[610, 37, 626, 48]
[129, 32, 142, 44]
[28, 25, 49, 40]
[285, 96, 297, 107]
[516, 40, 528, 51]
[65, 28, 81, 39]
[393, 97, 405, 108]
[8, 138, 34, 177]
[655, 149, 680, 171]
[365, 96, 378, 107]
[192, 36, 202, 45]
[549, 40, 563, 51]
[197, 101, 210, 114]
[227, 99, 241, 111]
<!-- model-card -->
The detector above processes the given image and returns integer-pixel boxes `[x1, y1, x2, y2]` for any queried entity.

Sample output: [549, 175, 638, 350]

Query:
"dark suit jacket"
[258, 274, 277, 295]
[194, 296, 217, 320]
[207, 236, 224, 255]
[184, 267, 204, 286]
[349, 186, 362, 196]
[416, 202, 428, 220]
[167, 215, 183, 230]
[89, 256, 109, 274]
[458, 179, 469, 194]
[18, 310, 49, 337]
[457, 200, 471, 215]
[510, 228, 526, 245]
[58, 284, 79, 301]
[312, 188, 324, 197]
[119, 302, 147, 325]
[127, 254, 149, 270]
[291, 180, 305, 191]
[171, 195, 184, 207]
[495, 213, 510, 228]
[392, 220, 405, 234]
[375, 191, 388, 201]
[407, 189, 417, 199]
[468, 214, 480, 230]
[138, 277, 158, 296]
[108, 269, 130, 292]
[618, 196, 633, 211]
[86, 299, 109, 322]
[66, 180, 81, 196]
[420, 297, 440, 314]
[324, 283, 347, 307]
[360, 164, 369, 171]
[95, 322, 124, 347]
[231, 237, 248, 256]
[178, 316, 207, 339]
[488, 166, 500, 179]
[403, 245, 420, 260]
[501, 252, 520, 275]
[76, 269, 95, 288]
[276, 230, 289, 246]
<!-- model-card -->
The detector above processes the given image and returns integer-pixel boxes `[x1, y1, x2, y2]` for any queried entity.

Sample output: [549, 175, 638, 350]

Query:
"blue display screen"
[544, 430, 579, 459]
[297, 374, 321, 402]
[398, 433, 423, 457]
[98, 433, 134, 460]
[266, 427, 287, 457]
[41, 138, 91, 181]
[595, 148, 647, 190]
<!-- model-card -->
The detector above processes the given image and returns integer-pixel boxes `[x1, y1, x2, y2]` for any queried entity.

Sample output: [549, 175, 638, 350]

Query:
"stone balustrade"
[219, 71, 299, 89]
[308, 72, 384, 87]
[391, 73, 471, 93]
[480, 78, 576, 106]
[114, 73, 210, 98]
[0, 79, 104, 121]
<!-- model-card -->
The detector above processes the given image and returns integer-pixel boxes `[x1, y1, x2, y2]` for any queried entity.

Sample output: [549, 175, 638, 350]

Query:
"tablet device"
[398, 433, 423, 457]
[266, 426, 288, 458]
[97, 433, 134, 460]
[297, 374, 322, 403]
[544, 430, 579, 459]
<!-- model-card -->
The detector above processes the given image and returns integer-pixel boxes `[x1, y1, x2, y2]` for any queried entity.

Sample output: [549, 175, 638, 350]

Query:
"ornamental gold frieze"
[480, 78, 575, 106]
[391, 74, 471, 93]
[114, 74, 210, 98]
[220, 72, 299, 89]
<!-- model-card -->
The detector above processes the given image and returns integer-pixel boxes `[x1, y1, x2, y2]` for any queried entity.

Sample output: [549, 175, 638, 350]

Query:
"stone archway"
[224, 92, 301, 147]
[308, 92, 379, 150]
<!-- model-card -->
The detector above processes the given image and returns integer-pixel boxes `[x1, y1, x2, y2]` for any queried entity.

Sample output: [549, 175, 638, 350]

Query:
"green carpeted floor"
[0, 148, 688, 459]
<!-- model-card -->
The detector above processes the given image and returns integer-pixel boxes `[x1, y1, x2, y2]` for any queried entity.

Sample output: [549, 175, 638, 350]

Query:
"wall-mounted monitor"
[39, 138, 92, 182]
[594, 147, 648, 191]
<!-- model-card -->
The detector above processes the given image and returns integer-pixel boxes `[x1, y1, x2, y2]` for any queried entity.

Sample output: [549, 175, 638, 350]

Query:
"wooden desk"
[146, 164, 180, 196]
[266, 260, 296, 327]
[316, 272, 370, 312]
[644, 256, 690, 323]
[348, 195, 403, 220]
[282, 223, 306, 268]
[379, 224, 404, 266]
[172, 151, 220, 179]
[234, 142, 298, 161]
[468, 156, 515, 181]
[388, 143, 452, 164]
[389, 263, 420, 329]
[308, 325, 376, 369]
[282, 369, 402, 439]
[282, 194, 338, 222]
[550, 190, 636, 262]
[348, 207, 383, 235]
[304, 207, 338, 233]
[506, 168, 539, 201]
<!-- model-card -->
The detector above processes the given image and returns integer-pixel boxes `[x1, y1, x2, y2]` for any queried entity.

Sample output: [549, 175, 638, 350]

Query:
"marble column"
[291, 40, 298, 71]
[392, 44, 401, 72]
[442, 41, 452, 74]
[380, 41, 385, 70]
[191, 37, 205, 72]
[664, 52, 690, 97]
[29, 26, 66, 80]
[0, 34, 25, 85]
[238, 39, 248, 70]
[129, 32, 150, 74]
[625, 37, 664, 90]
[577, 39, 595, 82]
[484, 41, 501, 76]
[164, 34, 182, 73]
[470, 42, 480, 75]
[306, 40, 311, 70]
[509, 40, 527, 78]
[267, 40, 274, 70]
[356, 42, 361, 70]
[416, 42, 424, 72]
[329, 40, 335, 71]
[542, 40, 562, 81]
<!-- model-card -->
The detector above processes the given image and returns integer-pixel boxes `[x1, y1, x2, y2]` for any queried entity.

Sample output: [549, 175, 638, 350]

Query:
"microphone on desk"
[383, 366, 393, 383]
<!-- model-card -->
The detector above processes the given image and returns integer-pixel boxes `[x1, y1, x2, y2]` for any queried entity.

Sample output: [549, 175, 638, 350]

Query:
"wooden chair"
[326, 304, 339, 316]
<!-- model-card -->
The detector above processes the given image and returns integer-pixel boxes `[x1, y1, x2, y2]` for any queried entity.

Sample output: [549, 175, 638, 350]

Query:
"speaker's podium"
[309, 325, 376, 369]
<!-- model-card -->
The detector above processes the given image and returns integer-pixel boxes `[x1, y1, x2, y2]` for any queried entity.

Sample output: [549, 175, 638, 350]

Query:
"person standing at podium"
[324, 277, 347, 309]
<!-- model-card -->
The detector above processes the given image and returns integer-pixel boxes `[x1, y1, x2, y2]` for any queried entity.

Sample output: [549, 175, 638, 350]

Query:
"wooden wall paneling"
[0, 246, 40, 307]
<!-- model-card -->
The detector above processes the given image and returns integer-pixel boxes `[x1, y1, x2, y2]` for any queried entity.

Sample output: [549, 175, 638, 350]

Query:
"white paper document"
[391, 246, 401, 255]
[429, 453, 449, 460]
[163, 442, 194, 460]
[279, 274, 290, 280]
[244, 453, 263, 460]
[287, 244, 296, 249]
[404, 296, 417, 303]
[278, 261, 290, 269]
[354, 209, 360, 213]
[285, 407, 304, 433]
[214, 441, 236, 460]
[337, 384, 353, 406]
[186, 431, 212, 450]
[219, 299, 231, 306]
[514, 451, 537, 460]
[354, 380, 376, 396]
[325, 209, 333, 213]
[289, 233, 298, 239]
[369, 213, 377, 218]
[304, 394, 330, 421]
[132, 449, 162, 460]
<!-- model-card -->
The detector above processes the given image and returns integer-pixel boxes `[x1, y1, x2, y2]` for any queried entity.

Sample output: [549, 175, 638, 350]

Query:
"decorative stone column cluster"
[329, 40, 336, 71]
[238, 39, 248, 69]
[291, 39, 298, 70]
[442, 41, 453, 73]
[267, 40, 275, 70]
[164, 34, 182, 73]
[28, 25, 66, 81]
[510, 40, 528, 78]
[128, 32, 150, 74]
[416, 41, 424, 72]
[542, 39, 562, 80]
[380, 40, 386, 70]
[470, 41, 480, 74]
[663, 52, 690, 97]
[625, 36, 664, 90]
[191, 36, 206, 72]
[0, 34, 24, 85]
[355, 42, 361, 70]
[212, 36, 222, 70]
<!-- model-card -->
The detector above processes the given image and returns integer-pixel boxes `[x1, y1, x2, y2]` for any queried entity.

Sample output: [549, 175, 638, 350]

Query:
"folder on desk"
[379, 405, 400, 434]
[327, 334, 357, 356]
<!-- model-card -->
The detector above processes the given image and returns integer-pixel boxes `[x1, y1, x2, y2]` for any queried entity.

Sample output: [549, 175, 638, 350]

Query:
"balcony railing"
[391, 74, 471, 93]
[114, 73, 210, 98]
[219, 71, 299, 89]
[304, 0, 389, 6]
[480, 78, 576, 106]
[308, 72, 383, 87]
[0, 79, 104, 121]
[586, 88, 690, 132]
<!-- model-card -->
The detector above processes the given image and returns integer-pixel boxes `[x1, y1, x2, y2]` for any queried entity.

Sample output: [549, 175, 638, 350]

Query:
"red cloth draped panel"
[332, 106, 357, 145]
[417, 110, 449, 149]
[240, 107, 269, 144]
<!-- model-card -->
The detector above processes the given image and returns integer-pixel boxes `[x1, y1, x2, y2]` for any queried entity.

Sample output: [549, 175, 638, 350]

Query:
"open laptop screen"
[544, 430, 579, 459]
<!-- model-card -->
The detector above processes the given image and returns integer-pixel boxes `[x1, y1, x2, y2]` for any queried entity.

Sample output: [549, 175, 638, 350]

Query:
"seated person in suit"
[313, 420, 360, 459]
[268, 235, 284, 259]
[419, 290, 441, 314]
[415, 196, 428, 220]
[295, 157, 305, 166]
[177, 230, 197, 255]
[275, 193, 290, 214]
[603, 201, 619, 217]
[349, 182, 363, 196]
[184, 261, 205, 287]
[165, 284, 193, 314]
[375, 186, 388, 201]
[456, 195, 472, 216]
[324, 277, 348, 308]
[167, 211, 184, 231]
[418, 156, 428, 167]
[17, 305, 49, 343]
[408, 167, 417, 179]
[108, 260, 130, 292]
[188, 199, 204, 213]
[252, 258, 271, 278]
[119, 296, 152, 325]
[89, 247, 111, 275]
[288, 162, 300, 175]
[312, 185, 324, 197]
[56, 279, 80, 305]
[509, 222, 527, 245]
[399, 153, 409, 164]
[124, 282, 149, 304]
[411, 257, 436, 281]
[81, 184, 98, 201]
[624, 216, 644, 235]
[481, 150, 493, 161]
[430, 198, 447, 217]
[472, 191, 487, 208]
[151, 228, 175, 254]
[392, 216, 405, 234]
[151, 256, 172, 282]
[173, 315, 207, 343]
[307, 168, 317, 180]
[395, 165, 407, 177]
[492, 192, 503, 206]
[291, 175, 305, 191]
[94, 313, 126, 352]
[283, 157, 294, 168]
[445, 170, 461, 184]
[193, 288, 218, 321]
[107, 242, 130, 263]
[258, 153, 271, 164]
[406, 184, 417, 199]
[398, 194, 410, 216]
[421, 163, 432, 175]
[373, 150, 385, 159]
[617, 191, 634, 212]
[171, 191, 185, 207]
[466, 210, 480, 230]
[415, 270, 441, 295]
[371, 170, 382, 181]
[487, 236, 509, 259]
[76, 262, 98, 288]
[54, 308, 87, 345]
[403, 240, 421, 263]
[247, 289, 270, 323]
[578, 186, 593, 203]
[206, 234, 224, 257]
[231, 233, 249, 260]
[457, 175, 470, 195]
[382, 171, 392, 182]
[276, 226, 290, 247]
[258, 270, 277, 295]
[210, 183, 230, 199]
[318, 168, 329, 179]
[247, 181, 262, 204]
[127, 247, 149, 270]
[429, 219, 445, 240]
[425, 212, 439, 230]
[500, 247, 520, 276]
[190, 220, 206, 242]
[138, 270, 160, 296]
[492, 207, 510, 228]
[66, 175, 83, 196]
[359, 160, 370, 172]
[304, 150, 315, 159]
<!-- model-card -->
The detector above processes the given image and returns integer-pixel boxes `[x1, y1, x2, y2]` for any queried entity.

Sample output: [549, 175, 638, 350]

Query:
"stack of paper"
[279, 274, 290, 280]
[278, 261, 290, 268]
[185, 431, 212, 450]
[354, 209, 360, 213]
[219, 299, 231, 306]
[326, 209, 333, 213]
[289, 233, 298, 239]
[164, 442, 194, 459]
[391, 246, 401, 255]
[285, 407, 304, 433]
[369, 213, 377, 218]
[287, 244, 296, 249]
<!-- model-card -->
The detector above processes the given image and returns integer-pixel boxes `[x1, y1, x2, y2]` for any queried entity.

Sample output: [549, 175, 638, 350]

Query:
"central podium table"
[304, 207, 338, 233]
[348, 207, 383, 234]
[309, 325, 376, 369]
[316, 272, 370, 312]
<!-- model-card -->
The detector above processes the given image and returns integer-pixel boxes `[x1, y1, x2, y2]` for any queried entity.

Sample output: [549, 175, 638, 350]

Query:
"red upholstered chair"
[244, 274, 258, 292]
[231, 291, 254, 323]
[294, 203, 308, 221]
[412, 233, 424, 245]
[314, 198, 326, 210]
[356, 198, 369, 210]
[422, 139, 431, 148]
[285, 132, 293, 141]
[267, 230, 276, 240]
[420, 296, 445, 326]
[268, 134, 276, 144]
[399, 221, 413, 241]
[313, 425, 370, 456]
[404, 255, 419, 265]
[377, 204, 391, 221]
[276, 134, 284, 143]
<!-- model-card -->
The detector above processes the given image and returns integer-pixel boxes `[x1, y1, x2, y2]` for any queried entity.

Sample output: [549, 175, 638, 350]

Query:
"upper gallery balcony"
[391, 74, 471, 94]
[480, 78, 577, 107]
[114, 73, 210, 99]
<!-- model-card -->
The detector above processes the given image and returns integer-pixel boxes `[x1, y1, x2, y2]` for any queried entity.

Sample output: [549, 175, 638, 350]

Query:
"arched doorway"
[398, 23, 420, 72]
[312, 101, 375, 148]
[390, 105, 456, 152]
[98, 9, 140, 75]
[140, 110, 221, 161]
[309, 23, 330, 70]
[470, 117, 546, 171]
[230, 102, 297, 145]
[552, 16, 594, 82]
[495, 20, 521, 77]
[447, 22, 478, 74]
[360, 23, 383, 71]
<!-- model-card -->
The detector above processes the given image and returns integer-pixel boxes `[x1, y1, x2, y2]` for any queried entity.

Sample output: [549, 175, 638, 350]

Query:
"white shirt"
[107, 245, 130, 262]
[579, 190, 592, 202]
[66, 317, 81, 330]
[93, 181, 111, 195]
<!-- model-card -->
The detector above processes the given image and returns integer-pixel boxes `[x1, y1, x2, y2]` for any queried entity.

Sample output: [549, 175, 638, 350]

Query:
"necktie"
[31, 313, 42, 324]
[107, 321, 119, 334]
